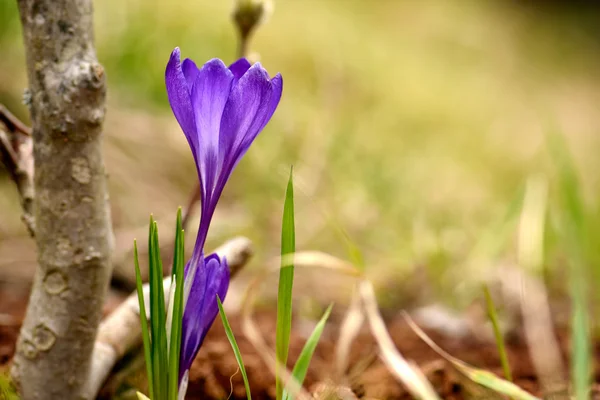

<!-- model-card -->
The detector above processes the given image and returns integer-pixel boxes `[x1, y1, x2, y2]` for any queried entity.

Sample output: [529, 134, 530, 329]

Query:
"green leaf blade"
[548, 130, 591, 399]
[168, 208, 185, 400]
[149, 218, 168, 399]
[283, 304, 333, 400]
[276, 168, 296, 400]
[482, 285, 512, 383]
[217, 295, 252, 400]
[134, 239, 154, 400]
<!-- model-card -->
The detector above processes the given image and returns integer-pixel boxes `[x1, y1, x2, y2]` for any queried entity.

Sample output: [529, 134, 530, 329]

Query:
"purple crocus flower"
[165, 47, 282, 384]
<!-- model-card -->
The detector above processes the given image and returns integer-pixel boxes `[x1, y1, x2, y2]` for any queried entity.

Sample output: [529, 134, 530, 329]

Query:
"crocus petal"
[181, 58, 200, 92]
[178, 370, 189, 400]
[236, 72, 283, 157]
[165, 48, 197, 152]
[217, 64, 283, 188]
[179, 253, 230, 381]
[228, 58, 252, 81]
[183, 242, 203, 305]
[190, 59, 234, 200]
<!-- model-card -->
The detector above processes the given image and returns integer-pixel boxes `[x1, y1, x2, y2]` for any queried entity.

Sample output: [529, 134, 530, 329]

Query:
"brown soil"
[1, 282, 599, 400]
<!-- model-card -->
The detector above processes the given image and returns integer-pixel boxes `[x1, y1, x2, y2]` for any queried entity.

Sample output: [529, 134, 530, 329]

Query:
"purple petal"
[181, 58, 199, 92]
[228, 58, 252, 81]
[190, 59, 234, 194]
[237, 73, 283, 152]
[179, 253, 230, 381]
[166, 48, 198, 155]
[216, 64, 283, 188]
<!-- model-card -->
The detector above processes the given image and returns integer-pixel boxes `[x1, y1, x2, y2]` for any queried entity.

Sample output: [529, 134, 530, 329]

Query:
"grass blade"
[482, 285, 512, 382]
[571, 283, 590, 400]
[149, 217, 168, 399]
[217, 295, 252, 400]
[283, 304, 333, 400]
[168, 208, 185, 400]
[134, 239, 154, 399]
[276, 168, 296, 400]
[171, 208, 183, 279]
[548, 131, 591, 399]
[517, 176, 567, 396]
[404, 313, 539, 400]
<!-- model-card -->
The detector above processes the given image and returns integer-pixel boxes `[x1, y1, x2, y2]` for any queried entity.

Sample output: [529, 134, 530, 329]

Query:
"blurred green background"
[1, 0, 599, 305]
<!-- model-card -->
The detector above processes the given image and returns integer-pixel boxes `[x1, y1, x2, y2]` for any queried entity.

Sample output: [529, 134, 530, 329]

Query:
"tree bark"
[11, 0, 113, 399]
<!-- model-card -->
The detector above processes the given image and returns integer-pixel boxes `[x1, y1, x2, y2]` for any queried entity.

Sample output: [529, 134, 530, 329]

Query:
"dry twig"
[358, 281, 440, 400]
[0, 104, 35, 236]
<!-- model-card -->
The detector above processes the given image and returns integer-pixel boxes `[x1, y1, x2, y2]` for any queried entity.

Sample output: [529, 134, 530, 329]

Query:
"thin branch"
[0, 104, 32, 136]
[0, 104, 35, 236]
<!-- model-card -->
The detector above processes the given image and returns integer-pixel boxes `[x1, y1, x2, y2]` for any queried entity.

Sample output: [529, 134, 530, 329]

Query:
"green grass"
[148, 218, 168, 399]
[134, 239, 154, 400]
[482, 285, 513, 383]
[283, 304, 333, 400]
[217, 296, 252, 400]
[548, 130, 592, 399]
[167, 209, 185, 400]
[134, 212, 186, 400]
[275, 169, 295, 400]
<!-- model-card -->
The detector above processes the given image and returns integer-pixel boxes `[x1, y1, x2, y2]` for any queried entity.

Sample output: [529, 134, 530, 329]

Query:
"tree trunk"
[11, 0, 113, 398]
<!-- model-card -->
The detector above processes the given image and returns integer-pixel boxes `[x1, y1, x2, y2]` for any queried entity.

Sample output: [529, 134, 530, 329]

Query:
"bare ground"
[1, 278, 599, 400]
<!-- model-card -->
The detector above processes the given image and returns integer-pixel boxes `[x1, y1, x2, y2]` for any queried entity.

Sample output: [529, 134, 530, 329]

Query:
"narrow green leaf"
[283, 304, 333, 400]
[406, 314, 540, 400]
[217, 295, 252, 400]
[548, 131, 591, 399]
[168, 208, 185, 400]
[482, 285, 512, 382]
[276, 168, 295, 400]
[336, 226, 365, 271]
[572, 288, 590, 400]
[468, 185, 524, 262]
[458, 368, 539, 400]
[171, 208, 182, 279]
[148, 218, 159, 398]
[149, 217, 168, 399]
[134, 239, 154, 400]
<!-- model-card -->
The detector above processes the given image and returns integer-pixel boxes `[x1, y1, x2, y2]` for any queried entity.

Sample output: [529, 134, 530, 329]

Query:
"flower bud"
[232, 0, 273, 39]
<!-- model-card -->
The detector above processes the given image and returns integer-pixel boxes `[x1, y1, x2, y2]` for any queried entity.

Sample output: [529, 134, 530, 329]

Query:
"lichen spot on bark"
[57, 237, 72, 256]
[44, 270, 68, 294]
[90, 63, 105, 88]
[19, 338, 38, 360]
[33, 324, 56, 351]
[71, 157, 91, 184]
[34, 13, 45, 26]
